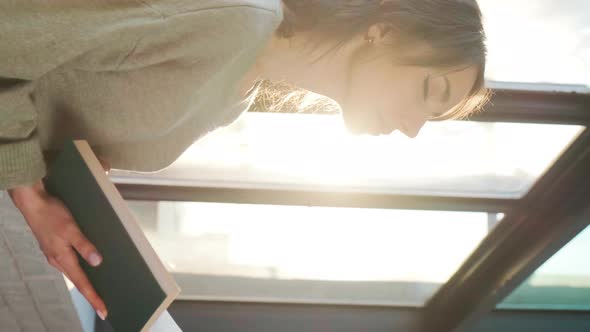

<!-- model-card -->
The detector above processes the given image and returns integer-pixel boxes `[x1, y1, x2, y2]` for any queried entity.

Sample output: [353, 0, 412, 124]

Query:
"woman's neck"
[237, 31, 352, 105]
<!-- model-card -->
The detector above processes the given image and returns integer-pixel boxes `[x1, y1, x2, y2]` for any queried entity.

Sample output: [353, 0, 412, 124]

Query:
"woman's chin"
[343, 120, 381, 136]
[342, 112, 383, 136]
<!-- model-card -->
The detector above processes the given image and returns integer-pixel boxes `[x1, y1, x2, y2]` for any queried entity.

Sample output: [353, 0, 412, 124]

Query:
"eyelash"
[423, 75, 430, 101]
[442, 76, 451, 101]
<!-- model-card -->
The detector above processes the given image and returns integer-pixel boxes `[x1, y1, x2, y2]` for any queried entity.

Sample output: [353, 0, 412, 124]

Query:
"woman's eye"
[423, 75, 430, 101]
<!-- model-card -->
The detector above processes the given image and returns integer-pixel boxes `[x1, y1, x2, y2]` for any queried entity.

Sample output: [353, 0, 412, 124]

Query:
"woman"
[1, 0, 488, 321]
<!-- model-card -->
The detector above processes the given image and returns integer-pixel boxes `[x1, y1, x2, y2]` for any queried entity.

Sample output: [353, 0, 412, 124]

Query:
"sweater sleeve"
[0, 1, 153, 190]
[0, 79, 46, 190]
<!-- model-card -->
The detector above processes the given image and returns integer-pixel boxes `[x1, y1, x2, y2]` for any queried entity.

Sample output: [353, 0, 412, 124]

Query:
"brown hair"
[271, 0, 490, 120]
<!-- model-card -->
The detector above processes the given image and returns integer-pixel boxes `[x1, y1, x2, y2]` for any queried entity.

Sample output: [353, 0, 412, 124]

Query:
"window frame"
[110, 85, 590, 332]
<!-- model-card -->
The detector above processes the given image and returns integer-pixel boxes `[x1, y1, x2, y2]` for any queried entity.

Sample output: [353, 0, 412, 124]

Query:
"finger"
[47, 256, 65, 273]
[56, 249, 108, 319]
[64, 223, 102, 267]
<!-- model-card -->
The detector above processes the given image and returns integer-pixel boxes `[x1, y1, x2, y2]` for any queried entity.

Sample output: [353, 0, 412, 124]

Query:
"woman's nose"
[399, 115, 427, 138]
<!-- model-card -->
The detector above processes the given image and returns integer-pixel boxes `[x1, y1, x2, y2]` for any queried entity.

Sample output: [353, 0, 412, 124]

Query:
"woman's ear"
[365, 23, 392, 45]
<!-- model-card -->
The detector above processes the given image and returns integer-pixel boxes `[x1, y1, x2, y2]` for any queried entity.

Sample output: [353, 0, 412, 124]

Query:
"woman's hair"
[254, 0, 490, 119]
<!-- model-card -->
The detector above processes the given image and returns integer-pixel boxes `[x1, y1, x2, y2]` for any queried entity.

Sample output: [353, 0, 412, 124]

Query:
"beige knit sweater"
[0, 0, 283, 190]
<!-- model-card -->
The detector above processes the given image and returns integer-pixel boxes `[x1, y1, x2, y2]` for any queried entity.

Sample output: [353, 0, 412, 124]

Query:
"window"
[128, 200, 491, 306]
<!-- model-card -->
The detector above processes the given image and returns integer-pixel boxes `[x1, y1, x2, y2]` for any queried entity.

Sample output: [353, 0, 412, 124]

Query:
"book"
[43, 139, 181, 332]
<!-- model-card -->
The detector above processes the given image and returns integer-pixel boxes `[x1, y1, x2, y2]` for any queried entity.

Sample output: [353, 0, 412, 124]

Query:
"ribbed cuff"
[0, 138, 47, 190]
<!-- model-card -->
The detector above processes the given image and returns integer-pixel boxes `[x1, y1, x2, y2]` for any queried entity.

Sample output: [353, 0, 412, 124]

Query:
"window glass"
[129, 200, 490, 306]
[500, 224, 590, 310]
[480, 0, 590, 90]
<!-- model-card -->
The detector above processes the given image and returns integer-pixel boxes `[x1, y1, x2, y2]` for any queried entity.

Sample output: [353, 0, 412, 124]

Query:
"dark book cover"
[43, 140, 180, 332]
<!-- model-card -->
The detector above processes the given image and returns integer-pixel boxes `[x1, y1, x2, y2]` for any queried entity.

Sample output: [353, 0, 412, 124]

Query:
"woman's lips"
[376, 110, 397, 135]
[343, 110, 397, 136]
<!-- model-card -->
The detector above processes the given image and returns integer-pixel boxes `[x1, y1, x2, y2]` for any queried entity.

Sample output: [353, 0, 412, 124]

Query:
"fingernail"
[89, 253, 102, 267]
[97, 309, 107, 320]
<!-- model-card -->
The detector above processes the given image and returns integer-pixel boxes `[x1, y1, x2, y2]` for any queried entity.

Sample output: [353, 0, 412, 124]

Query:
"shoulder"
[81, 0, 284, 70]
[139, 0, 283, 21]
[139, 0, 285, 53]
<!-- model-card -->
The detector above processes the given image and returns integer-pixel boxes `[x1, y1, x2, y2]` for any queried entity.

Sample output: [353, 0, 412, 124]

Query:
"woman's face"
[339, 48, 478, 138]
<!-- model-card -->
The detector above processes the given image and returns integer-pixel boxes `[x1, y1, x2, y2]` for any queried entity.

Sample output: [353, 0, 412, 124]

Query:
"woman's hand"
[7, 158, 112, 321]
